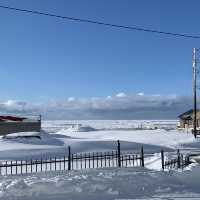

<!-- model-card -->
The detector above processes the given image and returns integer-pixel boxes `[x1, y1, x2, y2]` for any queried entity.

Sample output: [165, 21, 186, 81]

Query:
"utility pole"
[193, 48, 197, 138]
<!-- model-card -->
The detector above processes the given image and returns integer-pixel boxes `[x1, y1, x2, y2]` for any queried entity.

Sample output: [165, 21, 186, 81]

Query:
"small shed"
[178, 109, 200, 128]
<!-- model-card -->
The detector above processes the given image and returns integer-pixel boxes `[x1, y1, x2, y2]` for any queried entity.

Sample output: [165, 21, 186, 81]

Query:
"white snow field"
[0, 120, 200, 199]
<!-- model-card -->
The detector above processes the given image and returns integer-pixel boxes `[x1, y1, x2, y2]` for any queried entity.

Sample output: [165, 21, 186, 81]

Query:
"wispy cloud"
[0, 93, 193, 119]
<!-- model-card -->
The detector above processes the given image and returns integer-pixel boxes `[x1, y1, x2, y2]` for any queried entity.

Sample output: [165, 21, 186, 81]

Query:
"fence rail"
[0, 140, 144, 176]
[0, 141, 192, 176]
[161, 149, 190, 170]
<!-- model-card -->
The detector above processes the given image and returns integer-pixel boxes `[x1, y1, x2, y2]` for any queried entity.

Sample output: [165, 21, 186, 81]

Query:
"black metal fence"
[0, 140, 145, 176]
[0, 141, 191, 176]
[161, 149, 190, 170]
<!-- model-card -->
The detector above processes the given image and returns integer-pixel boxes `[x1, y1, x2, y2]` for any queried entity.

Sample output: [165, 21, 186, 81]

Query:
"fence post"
[6, 161, 7, 176]
[140, 146, 144, 167]
[92, 152, 94, 168]
[25, 160, 27, 174]
[177, 149, 181, 168]
[41, 158, 43, 172]
[31, 159, 32, 173]
[64, 156, 66, 170]
[16, 160, 17, 174]
[186, 155, 190, 165]
[21, 160, 23, 174]
[71, 154, 73, 170]
[68, 146, 71, 170]
[117, 140, 121, 167]
[36, 160, 37, 172]
[161, 149, 164, 170]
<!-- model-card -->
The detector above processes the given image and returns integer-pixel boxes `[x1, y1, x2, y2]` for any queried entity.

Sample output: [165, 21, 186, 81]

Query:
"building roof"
[0, 116, 27, 122]
[178, 109, 200, 120]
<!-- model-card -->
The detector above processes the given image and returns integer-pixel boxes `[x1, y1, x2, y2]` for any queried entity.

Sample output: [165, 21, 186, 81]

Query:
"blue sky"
[0, 0, 199, 119]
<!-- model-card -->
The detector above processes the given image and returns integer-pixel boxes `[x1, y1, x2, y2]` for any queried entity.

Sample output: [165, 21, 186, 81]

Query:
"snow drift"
[0, 166, 200, 200]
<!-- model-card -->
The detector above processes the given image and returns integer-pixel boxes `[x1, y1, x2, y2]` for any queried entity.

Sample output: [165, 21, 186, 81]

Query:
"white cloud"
[137, 92, 144, 96]
[0, 94, 193, 119]
[106, 96, 112, 100]
[116, 92, 127, 98]
[152, 94, 161, 97]
[67, 97, 75, 102]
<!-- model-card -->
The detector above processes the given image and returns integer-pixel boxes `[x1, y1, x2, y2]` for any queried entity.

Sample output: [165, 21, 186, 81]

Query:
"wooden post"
[68, 146, 71, 170]
[161, 149, 164, 170]
[140, 146, 144, 167]
[117, 140, 121, 167]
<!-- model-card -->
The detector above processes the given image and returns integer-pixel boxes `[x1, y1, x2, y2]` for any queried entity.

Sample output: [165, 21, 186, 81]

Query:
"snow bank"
[56, 129, 195, 150]
[0, 166, 200, 200]
[0, 131, 66, 160]
[2, 131, 41, 139]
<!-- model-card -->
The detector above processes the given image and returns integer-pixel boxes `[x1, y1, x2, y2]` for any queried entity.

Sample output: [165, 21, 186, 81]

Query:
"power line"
[0, 4, 199, 39]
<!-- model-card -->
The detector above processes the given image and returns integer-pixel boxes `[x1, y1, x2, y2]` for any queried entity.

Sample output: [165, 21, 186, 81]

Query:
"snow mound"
[3, 131, 41, 139]
[2, 131, 64, 146]
[64, 124, 97, 132]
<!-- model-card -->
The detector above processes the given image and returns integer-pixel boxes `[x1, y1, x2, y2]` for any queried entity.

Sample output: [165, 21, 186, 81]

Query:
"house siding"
[0, 121, 41, 136]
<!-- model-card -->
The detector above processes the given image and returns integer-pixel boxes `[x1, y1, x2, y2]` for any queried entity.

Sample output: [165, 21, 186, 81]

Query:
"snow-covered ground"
[0, 166, 200, 200]
[0, 120, 200, 199]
